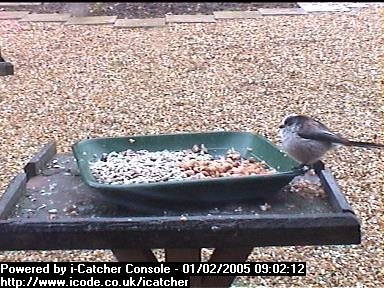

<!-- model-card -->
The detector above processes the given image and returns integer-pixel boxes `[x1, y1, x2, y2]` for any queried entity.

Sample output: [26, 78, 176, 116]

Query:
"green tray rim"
[72, 131, 304, 190]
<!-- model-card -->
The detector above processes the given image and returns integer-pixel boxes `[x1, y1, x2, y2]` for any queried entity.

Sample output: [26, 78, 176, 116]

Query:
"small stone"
[191, 144, 200, 153]
[234, 206, 243, 212]
[63, 205, 78, 214]
[200, 144, 208, 154]
[211, 225, 220, 231]
[49, 183, 57, 191]
[179, 215, 188, 221]
[259, 203, 272, 211]
[37, 204, 47, 210]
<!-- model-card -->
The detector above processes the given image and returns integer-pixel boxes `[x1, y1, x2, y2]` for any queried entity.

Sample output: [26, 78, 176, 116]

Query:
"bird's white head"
[279, 114, 299, 129]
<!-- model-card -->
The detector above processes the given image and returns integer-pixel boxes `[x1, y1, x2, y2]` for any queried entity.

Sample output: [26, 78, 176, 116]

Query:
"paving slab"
[19, 13, 71, 22]
[213, 10, 262, 19]
[0, 11, 30, 20]
[258, 8, 308, 15]
[166, 14, 216, 23]
[297, 2, 351, 12]
[297, 2, 384, 13]
[114, 18, 165, 28]
[65, 16, 117, 26]
[0, 2, 40, 6]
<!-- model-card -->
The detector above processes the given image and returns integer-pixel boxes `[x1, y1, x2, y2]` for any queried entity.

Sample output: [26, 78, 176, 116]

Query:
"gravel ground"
[0, 7, 383, 287]
[0, 2, 298, 18]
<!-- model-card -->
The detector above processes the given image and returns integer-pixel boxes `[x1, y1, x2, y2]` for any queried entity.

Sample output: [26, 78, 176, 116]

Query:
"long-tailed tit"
[279, 114, 384, 166]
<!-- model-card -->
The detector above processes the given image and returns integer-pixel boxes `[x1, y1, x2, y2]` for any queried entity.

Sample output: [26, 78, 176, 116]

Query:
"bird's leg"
[312, 160, 325, 175]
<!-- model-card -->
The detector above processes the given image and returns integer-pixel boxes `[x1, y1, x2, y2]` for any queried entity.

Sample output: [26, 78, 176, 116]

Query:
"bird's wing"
[298, 129, 348, 144]
[298, 118, 384, 148]
[297, 118, 348, 144]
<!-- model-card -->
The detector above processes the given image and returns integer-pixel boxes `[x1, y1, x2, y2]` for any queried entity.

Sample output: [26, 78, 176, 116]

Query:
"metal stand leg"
[112, 249, 158, 262]
[201, 247, 253, 288]
[165, 248, 202, 287]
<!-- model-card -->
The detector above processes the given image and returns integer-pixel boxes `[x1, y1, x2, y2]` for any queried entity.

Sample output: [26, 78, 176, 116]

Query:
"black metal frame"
[0, 50, 13, 76]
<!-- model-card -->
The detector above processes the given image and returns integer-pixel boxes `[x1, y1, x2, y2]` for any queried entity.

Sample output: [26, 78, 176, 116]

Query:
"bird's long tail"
[346, 140, 384, 148]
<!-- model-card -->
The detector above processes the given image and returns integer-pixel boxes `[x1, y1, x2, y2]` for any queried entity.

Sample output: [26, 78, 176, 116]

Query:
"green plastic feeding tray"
[72, 131, 304, 211]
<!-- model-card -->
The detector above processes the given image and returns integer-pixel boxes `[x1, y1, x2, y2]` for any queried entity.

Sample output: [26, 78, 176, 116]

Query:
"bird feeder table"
[0, 141, 360, 287]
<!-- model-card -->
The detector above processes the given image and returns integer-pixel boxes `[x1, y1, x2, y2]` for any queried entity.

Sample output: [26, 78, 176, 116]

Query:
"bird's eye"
[280, 115, 298, 128]
[284, 118, 293, 126]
